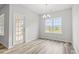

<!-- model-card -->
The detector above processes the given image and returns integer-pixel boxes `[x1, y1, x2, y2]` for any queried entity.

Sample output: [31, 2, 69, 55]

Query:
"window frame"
[44, 16, 63, 34]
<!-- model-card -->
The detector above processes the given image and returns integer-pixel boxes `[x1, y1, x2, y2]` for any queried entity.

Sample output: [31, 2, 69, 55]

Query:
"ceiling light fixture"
[43, 4, 51, 19]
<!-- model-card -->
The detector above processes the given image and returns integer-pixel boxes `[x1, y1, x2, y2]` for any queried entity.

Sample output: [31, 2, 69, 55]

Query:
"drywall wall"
[72, 5, 79, 53]
[39, 8, 72, 42]
[0, 5, 9, 48]
[9, 4, 39, 48]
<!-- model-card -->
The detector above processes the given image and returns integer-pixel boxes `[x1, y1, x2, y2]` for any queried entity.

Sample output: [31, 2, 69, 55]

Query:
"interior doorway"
[13, 13, 25, 45]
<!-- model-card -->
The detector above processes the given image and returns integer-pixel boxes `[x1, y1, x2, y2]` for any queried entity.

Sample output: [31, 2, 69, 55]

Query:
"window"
[53, 17, 62, 33]
[0, 14, 4, 35]
[44, 15, 62, 33]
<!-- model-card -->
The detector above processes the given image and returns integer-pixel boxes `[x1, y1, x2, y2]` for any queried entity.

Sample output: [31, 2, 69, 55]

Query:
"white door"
[13, 14, 25, 45]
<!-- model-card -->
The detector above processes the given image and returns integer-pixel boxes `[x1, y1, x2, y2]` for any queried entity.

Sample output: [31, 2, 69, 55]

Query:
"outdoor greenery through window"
[44, 15, 62, 33]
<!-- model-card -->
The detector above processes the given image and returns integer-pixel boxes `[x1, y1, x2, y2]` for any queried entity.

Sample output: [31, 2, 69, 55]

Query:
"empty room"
[0, 4, 78, 54]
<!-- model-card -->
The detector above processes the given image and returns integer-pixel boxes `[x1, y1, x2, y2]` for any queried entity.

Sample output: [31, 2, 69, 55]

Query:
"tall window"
[0, 14, 4, 35]
[44, 15, 62, 33]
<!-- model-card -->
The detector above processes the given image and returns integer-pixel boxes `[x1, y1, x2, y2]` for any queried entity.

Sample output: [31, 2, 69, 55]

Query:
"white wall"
[39, 8, 72, 42]
[9, 4, 39, 48]
[0, 4, 73, 49]
[0, 5, 9, 48]
[72, 5, 79, 53]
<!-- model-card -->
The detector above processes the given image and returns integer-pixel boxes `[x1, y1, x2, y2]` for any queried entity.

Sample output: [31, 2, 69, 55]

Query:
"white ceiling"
[23, 4, 72, 14]
[0, 4, 73, 15]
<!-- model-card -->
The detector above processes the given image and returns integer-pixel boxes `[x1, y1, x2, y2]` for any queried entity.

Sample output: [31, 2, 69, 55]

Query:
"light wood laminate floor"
[0, 39, 74, 54]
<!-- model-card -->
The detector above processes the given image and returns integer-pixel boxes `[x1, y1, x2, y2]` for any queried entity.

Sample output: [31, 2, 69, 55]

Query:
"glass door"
[15, 16, 25, 45]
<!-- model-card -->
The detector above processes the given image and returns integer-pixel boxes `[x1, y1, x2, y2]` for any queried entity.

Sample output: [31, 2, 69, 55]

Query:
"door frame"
[12, 12, 26, 46]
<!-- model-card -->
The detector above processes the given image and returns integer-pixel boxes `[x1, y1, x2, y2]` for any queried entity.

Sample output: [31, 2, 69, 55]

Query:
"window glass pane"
[54, 17, 62, 33]
[45, 18, 53, 32]
[0, 14, 4, 35]
[44, 15, 62, 33]
[16, 16, 24, 42]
